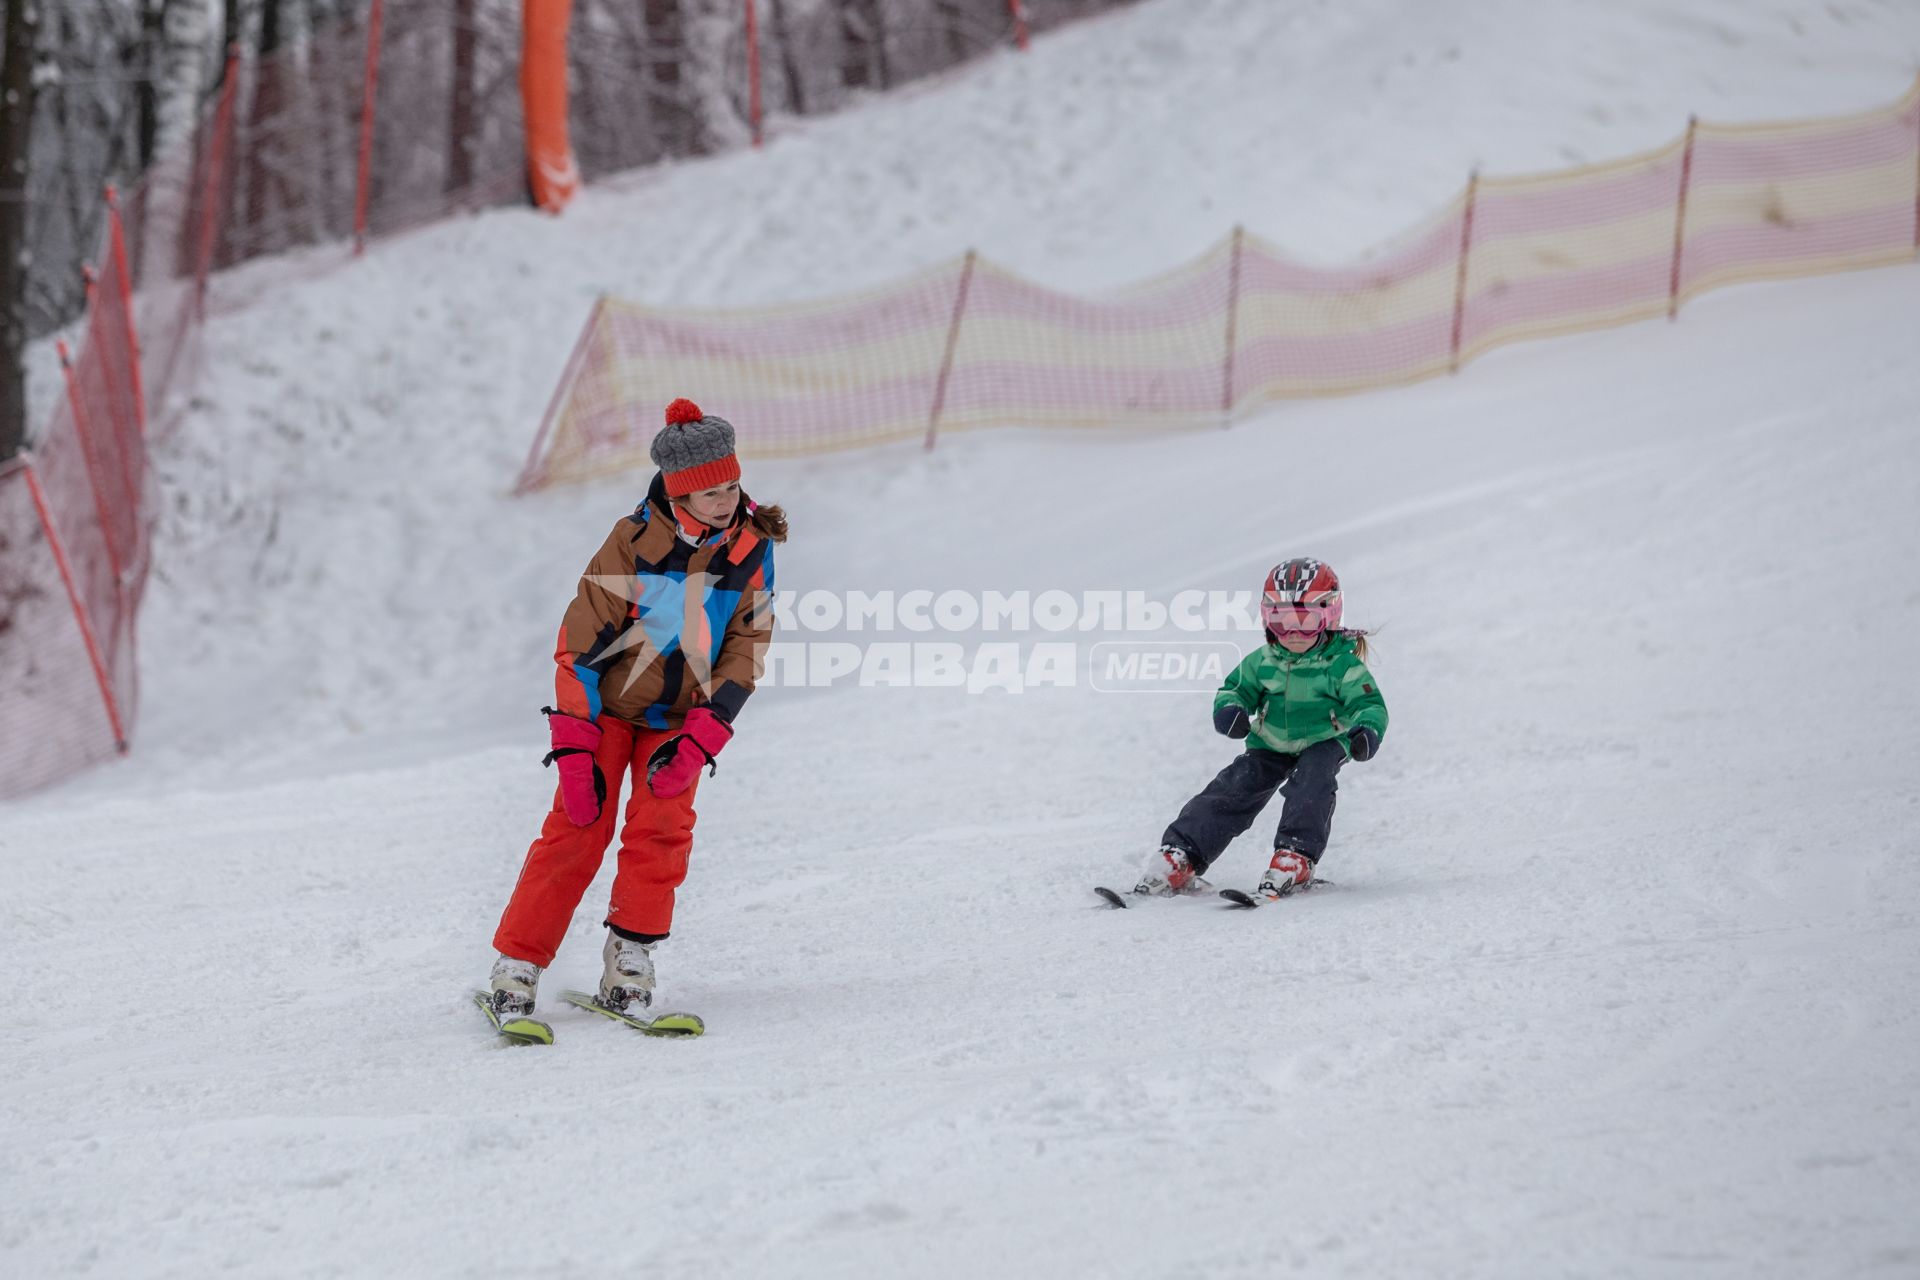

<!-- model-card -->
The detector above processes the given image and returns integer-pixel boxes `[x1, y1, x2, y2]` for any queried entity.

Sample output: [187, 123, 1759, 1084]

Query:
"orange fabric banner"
[521, 0, 578, 214]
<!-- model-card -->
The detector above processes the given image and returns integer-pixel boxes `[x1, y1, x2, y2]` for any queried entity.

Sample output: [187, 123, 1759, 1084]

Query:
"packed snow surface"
[5, 0, 1920, 1276]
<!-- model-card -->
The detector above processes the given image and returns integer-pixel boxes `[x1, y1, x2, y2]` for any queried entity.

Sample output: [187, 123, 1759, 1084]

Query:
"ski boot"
[1257, 847, 1315, 900]
[488, 954, 542, 1022]
[598, 931, 657, 1017]
[1133, 845, 1212, 897]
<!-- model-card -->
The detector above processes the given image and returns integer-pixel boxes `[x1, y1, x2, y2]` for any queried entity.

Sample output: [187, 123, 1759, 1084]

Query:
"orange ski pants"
[493, 717, 700, 967]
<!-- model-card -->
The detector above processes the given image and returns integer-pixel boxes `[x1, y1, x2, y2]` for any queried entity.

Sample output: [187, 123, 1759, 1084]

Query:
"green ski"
[561, 990, 705, 1038]
[473, 990, 555, 1045]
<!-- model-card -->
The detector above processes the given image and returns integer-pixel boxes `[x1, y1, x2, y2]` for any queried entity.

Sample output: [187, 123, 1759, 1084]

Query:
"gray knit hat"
[651, 397, 740, 496]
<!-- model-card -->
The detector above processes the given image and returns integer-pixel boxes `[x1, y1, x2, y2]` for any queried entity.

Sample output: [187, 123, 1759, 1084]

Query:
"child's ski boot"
[1256, 847, 1315, 899]
[488, 954, 542, 1021]
[598, 932, 657, 1017]
[477, 955, 554, 1043]
[1132, 845, 1212, 897]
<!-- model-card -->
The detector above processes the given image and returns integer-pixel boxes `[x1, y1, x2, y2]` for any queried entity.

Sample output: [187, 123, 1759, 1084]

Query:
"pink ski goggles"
[1261, 596, 1337, 635]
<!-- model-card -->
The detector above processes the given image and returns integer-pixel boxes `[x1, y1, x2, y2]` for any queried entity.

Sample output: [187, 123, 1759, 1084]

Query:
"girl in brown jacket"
[483, 399, 784, 1036]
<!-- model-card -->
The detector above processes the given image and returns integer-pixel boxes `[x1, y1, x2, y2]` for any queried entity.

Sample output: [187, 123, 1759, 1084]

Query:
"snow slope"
[5, 1, 1920, 1276]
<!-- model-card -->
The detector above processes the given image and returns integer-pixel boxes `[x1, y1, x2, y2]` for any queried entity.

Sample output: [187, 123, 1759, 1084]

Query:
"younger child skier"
[484, 398, 784, 1027]
[1136, 557, 1387, 901]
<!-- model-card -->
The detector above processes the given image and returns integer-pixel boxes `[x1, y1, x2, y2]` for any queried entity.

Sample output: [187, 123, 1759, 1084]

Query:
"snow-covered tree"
[1, 0, 43, 460]
[154, 0, 211, 160]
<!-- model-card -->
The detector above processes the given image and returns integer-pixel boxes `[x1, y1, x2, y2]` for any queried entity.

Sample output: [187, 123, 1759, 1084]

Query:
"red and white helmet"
[1261, 558, 1342, 640]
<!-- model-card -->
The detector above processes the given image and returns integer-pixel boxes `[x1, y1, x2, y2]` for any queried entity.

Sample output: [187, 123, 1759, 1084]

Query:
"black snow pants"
[1161, 738, 1345, 874]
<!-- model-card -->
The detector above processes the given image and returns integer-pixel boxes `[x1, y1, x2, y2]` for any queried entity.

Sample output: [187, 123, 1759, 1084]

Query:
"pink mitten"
[645, 707, 733, 799]
[542, 709, 606, 825]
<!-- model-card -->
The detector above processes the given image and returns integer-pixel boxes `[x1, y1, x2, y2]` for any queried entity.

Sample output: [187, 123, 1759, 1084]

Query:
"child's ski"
[1095, 885, 1222, 908]
[472, 990, 555, 1045]
[560, 990, 706, 1038]
[1219, 880, 1335, 909]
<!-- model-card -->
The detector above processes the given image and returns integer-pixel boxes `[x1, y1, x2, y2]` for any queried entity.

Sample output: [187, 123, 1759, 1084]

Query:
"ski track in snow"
[6, 0, 1920, 1275]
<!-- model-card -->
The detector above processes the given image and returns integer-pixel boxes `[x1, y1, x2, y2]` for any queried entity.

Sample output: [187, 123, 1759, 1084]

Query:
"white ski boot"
[598, 932, 656, 1016]
[1257, 847, 1315, 899]
[1133, 845, 1212, 897]
[488, 954, 542, 1022]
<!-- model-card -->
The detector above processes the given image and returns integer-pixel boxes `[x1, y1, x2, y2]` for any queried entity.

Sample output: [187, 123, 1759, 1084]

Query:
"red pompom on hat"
[650, 397, 741, 496]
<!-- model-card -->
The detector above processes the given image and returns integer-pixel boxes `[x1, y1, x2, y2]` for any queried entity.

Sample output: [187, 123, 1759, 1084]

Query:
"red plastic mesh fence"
[192, 4, 524, 268]
[15, 2, 1142, 356]
[214, 14, 379, 265]
[0, 0, 1134, 800]
[358, 2, 529, 245]
[0, 73, 239, 800]
[121, 113, 226, 435]
[0, 456, 124, 798]
[518, 78, 1920, 490]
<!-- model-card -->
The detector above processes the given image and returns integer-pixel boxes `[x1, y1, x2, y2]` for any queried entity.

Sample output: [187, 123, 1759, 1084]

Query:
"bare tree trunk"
[766, 0, 806, 116]
[1, 0, 42, 461]
[136, 0, 165, 171]
[644, 0, 698, 156]
[446, 0, 476, 194]
[573, 0, 635, 177]
[242, 0, 284, 254]
[934, 0, 982, 68]
[209, 0, 247, 266]
[301, 0, 354, 240]
[157, 0, 210, 159]
[221, 0, 245, 70]
[838, 0, 888, 93]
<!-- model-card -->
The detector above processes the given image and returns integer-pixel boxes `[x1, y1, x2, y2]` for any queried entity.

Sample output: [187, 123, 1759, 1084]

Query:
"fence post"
[745, 0, 763, 148]
[105, 186, 149, 437]
[514, 296, 606, 494]
[1007, 0, 1030, 52]
[1221, 225, 1244, 419]
[56, 339, 126, 586]
[196, 45, 241, 319]
[925, 250, 977, 452]
[355, 0, 387, 254]
[21, 459, 129, 752]
[1449, 170, 1479, 374]
[1669, 115, 1698, 320]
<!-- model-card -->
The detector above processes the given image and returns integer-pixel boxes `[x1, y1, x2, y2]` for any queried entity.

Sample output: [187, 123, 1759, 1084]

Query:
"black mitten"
[1213, 705, 1251, 739]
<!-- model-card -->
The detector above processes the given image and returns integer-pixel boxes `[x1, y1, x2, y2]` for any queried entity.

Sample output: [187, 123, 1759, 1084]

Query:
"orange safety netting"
[0, 72, 234, 799]
[518, 77, 1920, 492]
